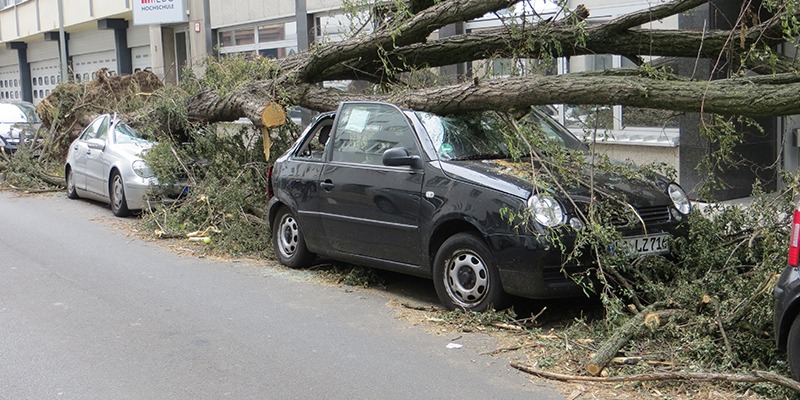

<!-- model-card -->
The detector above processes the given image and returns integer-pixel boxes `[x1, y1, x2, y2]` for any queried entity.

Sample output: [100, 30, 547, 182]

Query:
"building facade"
[0, 0, 790, 199]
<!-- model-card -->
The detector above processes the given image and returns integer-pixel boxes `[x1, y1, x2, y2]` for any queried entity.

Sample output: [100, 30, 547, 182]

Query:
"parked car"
[266, 101, 692, 311]
[65, 114, 174, 217]
[774, 203, 800, 380]
[0, 101, 42, 155]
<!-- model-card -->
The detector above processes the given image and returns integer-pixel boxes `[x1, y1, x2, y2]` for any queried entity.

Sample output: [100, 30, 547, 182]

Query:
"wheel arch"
[779, 297, 800, 351]
[267, 198, 288, 230]
[108, 166, 122, 196]
[428, 218, 486, 269]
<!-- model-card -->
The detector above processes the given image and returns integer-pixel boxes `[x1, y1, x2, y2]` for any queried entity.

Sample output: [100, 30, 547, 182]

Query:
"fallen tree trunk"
[188, 70, 800, 126]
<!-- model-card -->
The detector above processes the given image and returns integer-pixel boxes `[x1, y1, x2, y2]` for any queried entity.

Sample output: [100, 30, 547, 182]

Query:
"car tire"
[433, 233, 509, 312]
[66, 167, 79, 199]
[110, 170, 131, 217]
[787, 314, 800, 381]
[272, 207, 315, 268]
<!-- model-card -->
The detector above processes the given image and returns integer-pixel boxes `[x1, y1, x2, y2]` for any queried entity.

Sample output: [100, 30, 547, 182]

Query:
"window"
[332, 103, 418, 165]
[295, 118, 334, 161]
[80, 116, 108, 141]
[218, 20, 297, 59]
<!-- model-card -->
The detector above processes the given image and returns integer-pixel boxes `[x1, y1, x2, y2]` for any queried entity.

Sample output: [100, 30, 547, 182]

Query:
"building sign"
[133, 0, 188, 26]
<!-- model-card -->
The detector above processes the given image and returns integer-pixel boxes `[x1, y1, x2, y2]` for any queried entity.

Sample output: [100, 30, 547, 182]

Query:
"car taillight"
[789, 208, 800, 267]
[266, 166, 273, 200]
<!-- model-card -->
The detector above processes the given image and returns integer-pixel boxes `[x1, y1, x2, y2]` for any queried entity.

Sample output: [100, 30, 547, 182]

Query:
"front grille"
[633, 205, 671, 225]
[607, 205, 671, 227]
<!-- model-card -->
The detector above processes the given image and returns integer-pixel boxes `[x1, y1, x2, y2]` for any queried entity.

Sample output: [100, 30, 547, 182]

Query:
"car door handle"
[320, 180, 334, 191]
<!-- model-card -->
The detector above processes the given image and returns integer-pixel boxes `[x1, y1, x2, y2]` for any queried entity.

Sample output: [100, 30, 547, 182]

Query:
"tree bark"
[585, 306, 679, 376]
[184, 0, 800, 125]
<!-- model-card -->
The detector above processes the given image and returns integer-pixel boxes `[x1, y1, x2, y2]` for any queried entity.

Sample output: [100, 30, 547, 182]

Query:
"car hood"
[439, 158, 673, 208]
[0, 122, 40, 139]
[111, 142, 153, 159]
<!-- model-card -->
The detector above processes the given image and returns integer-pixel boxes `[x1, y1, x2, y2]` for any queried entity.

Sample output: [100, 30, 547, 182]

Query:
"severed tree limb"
[511, 363, 800, 394]
[585, 304, 683, 376]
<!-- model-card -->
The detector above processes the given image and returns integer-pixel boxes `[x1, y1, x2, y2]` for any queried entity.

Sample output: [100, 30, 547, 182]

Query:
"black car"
[774, 203, 800, 380]
[266, 101, 692, 311]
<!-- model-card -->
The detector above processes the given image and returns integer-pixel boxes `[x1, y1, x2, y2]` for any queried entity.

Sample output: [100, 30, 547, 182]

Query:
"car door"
[71, 115, 106, 191]
[84, 116, 111, 196]
[318, 102, 424, 266]
[278, 115, 334, 251]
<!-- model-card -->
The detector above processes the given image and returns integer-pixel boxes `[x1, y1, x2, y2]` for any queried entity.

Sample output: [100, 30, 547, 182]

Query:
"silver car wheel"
[66, 168, 79, 199]
[445, 249, 489, 307]
[112, 174, 125, 211]
[277, 214, 300, 258]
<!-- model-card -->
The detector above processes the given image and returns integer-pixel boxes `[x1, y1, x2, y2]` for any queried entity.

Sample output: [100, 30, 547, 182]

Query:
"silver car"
[65, 114, 159, 217]
[0, 101, 42, 154]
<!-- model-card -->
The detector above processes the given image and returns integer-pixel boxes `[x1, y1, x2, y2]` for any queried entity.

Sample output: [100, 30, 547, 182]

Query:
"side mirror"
[87, 138, 106, 151]
[383, 147, 422, 169]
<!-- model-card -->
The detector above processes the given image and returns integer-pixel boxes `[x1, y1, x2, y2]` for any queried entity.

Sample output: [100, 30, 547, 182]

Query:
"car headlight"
[528, 194, 565, 227]
[667, 183, 691, 215]
[132, 160, 154, 178]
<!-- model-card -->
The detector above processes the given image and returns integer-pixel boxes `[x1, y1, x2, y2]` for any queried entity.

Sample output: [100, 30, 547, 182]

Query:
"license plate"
[623, 234, 670, 256]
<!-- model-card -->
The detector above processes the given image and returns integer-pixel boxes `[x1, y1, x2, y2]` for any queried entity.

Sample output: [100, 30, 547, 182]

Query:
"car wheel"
[110, 171, 131, 217]
[66, 167, 79, 199]
[433, 233, 509, 312]
[787, 314, 800, 380]
[272, 207, 315, 268]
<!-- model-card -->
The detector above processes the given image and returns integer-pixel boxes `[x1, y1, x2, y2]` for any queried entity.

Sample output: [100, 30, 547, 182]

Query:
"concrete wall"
[0, 0, 130, 42]
[210, 0, 294, 27]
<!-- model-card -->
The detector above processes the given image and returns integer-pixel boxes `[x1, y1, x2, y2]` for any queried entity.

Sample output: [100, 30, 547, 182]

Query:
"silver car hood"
[113, 142, 153, 158]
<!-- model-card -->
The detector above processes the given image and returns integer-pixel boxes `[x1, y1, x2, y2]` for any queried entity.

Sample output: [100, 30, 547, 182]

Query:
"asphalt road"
[0, 191, 564, 400]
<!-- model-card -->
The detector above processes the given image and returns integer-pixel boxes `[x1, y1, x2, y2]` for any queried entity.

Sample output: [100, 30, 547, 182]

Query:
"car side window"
[331, 103, 418, 165]
[96, 118, 110, 140]
[79, 116, 107, 141]
[295, 119, 333, 161]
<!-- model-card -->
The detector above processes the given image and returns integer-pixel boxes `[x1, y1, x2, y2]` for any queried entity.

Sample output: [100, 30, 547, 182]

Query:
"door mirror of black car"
[87, 138, 106, 151]
[383, 147, 421, 169]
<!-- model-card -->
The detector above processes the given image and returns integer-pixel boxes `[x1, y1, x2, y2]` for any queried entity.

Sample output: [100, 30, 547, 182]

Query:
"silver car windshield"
[0, 104, 29, 123]
[114, 122, 149, 144]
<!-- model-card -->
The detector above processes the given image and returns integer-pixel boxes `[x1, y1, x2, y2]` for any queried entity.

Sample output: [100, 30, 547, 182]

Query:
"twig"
[480, 345, 523, 356]
[401, 302, 442, 312]
[511, 363, 800, 393]
[713, 298, 738, 365]
[490, 322, 523, 331]
[726, 273, 780, 325]
[22, 188, 63, 194]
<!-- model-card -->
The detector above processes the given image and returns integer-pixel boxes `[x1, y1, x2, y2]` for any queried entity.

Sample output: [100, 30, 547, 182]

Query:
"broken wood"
[584, 304, 682, 376]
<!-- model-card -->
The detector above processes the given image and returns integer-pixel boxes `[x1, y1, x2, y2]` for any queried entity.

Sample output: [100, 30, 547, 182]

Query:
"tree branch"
[511, 363, 800, 394]
[295, 0, 515, 82]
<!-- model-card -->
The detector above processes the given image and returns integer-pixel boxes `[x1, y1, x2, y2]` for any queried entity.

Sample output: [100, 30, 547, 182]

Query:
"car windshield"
[415, 109, 587, 161]
[0, 104, 31, 123]
[114, 122, 149, 144]
[13, 103, 41, 123]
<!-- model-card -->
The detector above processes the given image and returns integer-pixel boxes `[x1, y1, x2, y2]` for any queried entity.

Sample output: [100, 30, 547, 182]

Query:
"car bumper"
[489, 225, 686, 299]
[774, 265, 800, 351]
[124, 178, 189, 211]
[488, 233, 588, 299]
